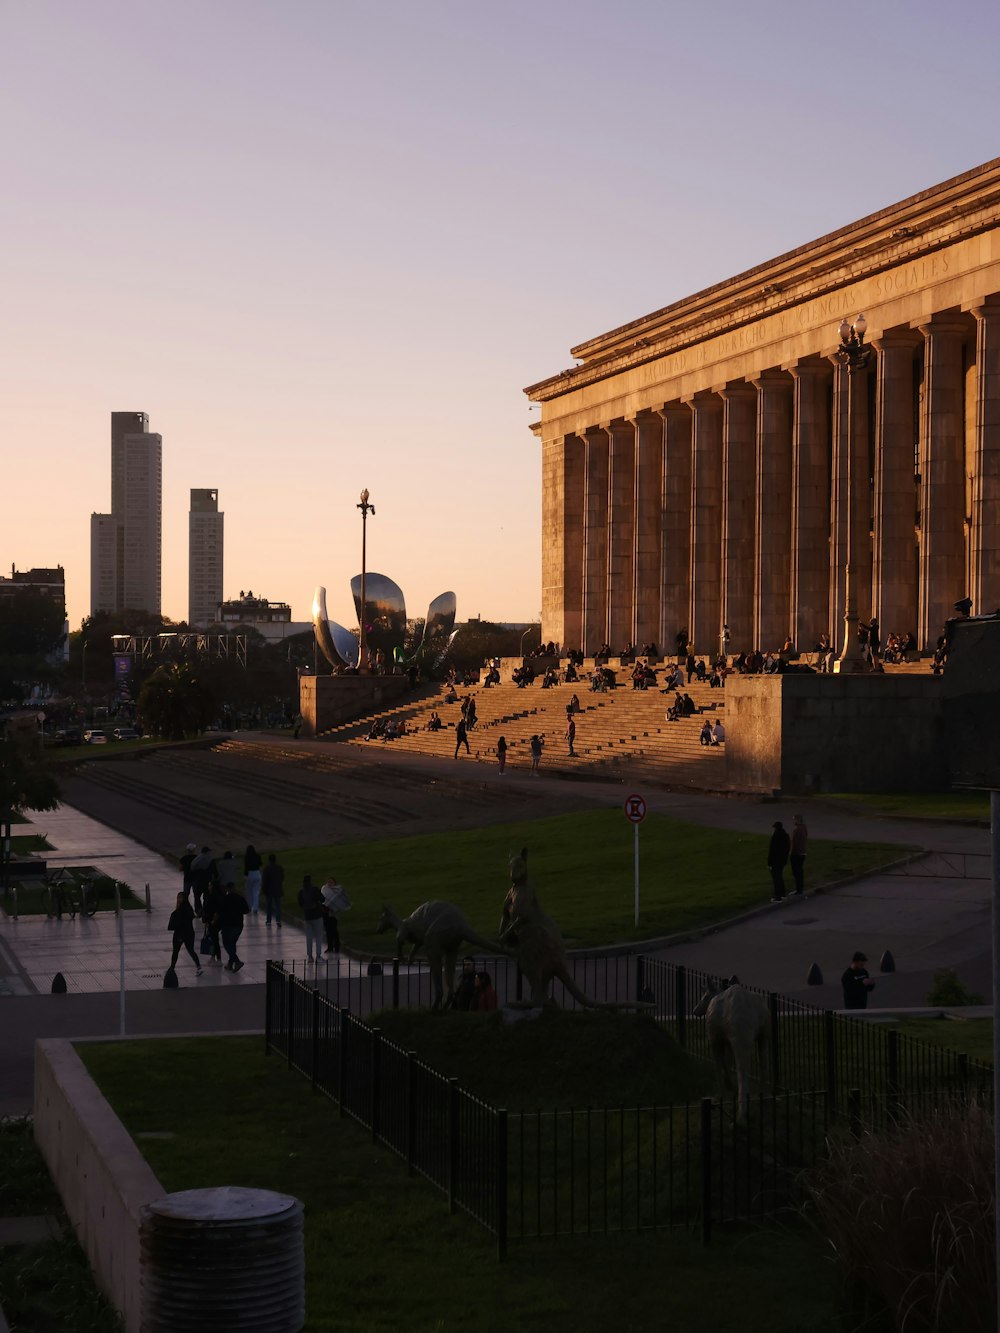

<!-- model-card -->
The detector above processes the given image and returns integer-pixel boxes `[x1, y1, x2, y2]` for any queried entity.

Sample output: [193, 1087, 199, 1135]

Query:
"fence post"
[287, 977, 295, 1071]
[371, 1028, 382, 1142]
[10, 886, 16, 921]
[339, 1010, 350, 1117]
[515, 965, 523, 1004]
[496, 1108, 508, 1262]
[823, 1010, 836, 1101]
[957, 1052, 969, 1093]
[675, 965, 687, 1048]
[392, 957, 400, 1010]
[448, 1077, 460, 1215]
[144, 882, 151, 913]
[886, 1029, 900, 1102]
[406, 1052, 416, 1175]
[700, 1098, 713, 1245]
[848, 1087, 861, 1138]
[264, 962, 272, 1055]
[311, 989, 320, 1091]
[636, 955, 646, 1005]
[768, 993, 781, 1087]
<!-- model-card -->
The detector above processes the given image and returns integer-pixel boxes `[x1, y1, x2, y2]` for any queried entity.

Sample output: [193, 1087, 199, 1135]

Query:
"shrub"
[805, 1101, 995, 1331]
[927, 967, 984, 1007]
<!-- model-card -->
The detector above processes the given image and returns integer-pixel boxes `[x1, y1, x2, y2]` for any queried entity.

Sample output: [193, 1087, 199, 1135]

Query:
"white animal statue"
[693, 977, 770, 1123]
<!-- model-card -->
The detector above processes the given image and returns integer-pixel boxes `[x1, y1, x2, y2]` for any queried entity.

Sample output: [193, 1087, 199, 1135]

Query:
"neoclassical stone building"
[526, 158, 1000, 657]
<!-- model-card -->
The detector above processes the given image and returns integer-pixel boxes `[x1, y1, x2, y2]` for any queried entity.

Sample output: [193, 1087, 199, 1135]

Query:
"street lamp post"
[834, 314, 874, 674]
[357, 488, 375, 672]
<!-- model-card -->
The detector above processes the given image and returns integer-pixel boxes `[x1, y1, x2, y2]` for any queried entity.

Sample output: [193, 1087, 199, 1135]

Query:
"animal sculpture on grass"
[693, 977, 771, 1123]
[499, 848, 652, 1011]
[376, 901, 503, 1010]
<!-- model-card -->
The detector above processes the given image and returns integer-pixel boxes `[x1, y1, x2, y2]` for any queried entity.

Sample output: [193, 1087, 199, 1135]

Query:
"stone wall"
[34, 1039, 165, 1333]
[726, 674, 946, 795]
[299, 674, 411, 737]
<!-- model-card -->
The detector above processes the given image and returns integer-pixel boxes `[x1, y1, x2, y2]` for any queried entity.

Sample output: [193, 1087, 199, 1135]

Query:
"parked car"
[112, 727, 140, 742]
[52, 727, 83, 747]
[83, 729, 108, 745]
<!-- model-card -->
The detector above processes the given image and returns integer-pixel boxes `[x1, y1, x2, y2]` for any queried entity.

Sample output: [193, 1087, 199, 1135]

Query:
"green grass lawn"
[81, 1036, 842, 1333]
[888, 1017, 994, 1066]
[9, 833, 53, 854]
[825, 790, 991, 821]
[0, 1118, 121, 1332]
[268, 809, 906, 952]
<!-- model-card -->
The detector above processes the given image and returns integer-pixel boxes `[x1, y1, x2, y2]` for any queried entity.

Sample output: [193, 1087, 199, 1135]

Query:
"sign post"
[623, 794, 647, 927]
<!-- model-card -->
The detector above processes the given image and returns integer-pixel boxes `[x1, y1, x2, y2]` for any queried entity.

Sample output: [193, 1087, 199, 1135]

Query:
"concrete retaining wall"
[34, 1039, 165, 1333]
[299, 673, 411, 736]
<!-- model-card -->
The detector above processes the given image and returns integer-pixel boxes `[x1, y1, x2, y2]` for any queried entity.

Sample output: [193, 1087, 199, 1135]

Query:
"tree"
[138, 664, 216, 741]
[0, 591, 66, 701]
[0, 716, 61, 889]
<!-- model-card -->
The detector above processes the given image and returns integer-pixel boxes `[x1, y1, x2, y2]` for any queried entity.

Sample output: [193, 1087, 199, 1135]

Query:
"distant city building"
[188, 488, 224, 627]
[0, 565, 69, 660]
[217, 591, 310, 642]
[90, 411, 162, 615]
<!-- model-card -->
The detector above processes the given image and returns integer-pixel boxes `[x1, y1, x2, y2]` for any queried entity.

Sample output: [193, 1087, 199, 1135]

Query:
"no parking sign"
[624, 794, 646, 924]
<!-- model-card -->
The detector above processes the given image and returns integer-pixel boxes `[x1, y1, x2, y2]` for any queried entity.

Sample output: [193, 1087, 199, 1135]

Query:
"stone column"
[827, 355, 849, 644]
[971, 298, 1000, 615]
[632, 411, 663, 649]
[872, 333, 918, 640]
[686, 393, 723, 656]
[606, 420, 636, 652]
[719, 383, 756, 655]
[581, 426, 610, 654]
[658, 405, 692, 654]
[752, 371, 793, 651]
[788, 362, 831, 650]
[917, 318, 967, 649]
[541, 434, 585, 653]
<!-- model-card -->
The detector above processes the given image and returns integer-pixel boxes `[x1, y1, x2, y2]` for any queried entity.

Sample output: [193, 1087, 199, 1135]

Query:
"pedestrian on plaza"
[566, 715, 576, 757]
[450, 957, 477, 1011]
[790, 814, 808, 895]
[454, 717, 470, 758]
[496, 735, 507, 774]
[219, 882, 249, 972]
[189, 845, 215, 915]
[180, 843, 197, 901]
[529, 733, 544, 775]
[473, 971, 498, 1012]
[243, 844, 263, 915]
[216, 850, 238, 891]
[298, 874, 325, 963]
[767, 820, 791, 902]
[262, 853, 284, 927]
[201, 880, 225, 964]
[841, 951, 875, 1009]
[168, 891, 202, 976]
[320, 874, 351, 954]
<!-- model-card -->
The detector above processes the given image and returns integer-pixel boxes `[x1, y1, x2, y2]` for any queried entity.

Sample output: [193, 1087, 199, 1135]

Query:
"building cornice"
[525, 157, 1000, 403]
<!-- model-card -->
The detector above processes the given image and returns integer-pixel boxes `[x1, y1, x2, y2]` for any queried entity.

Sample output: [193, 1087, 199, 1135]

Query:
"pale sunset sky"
[3, 1, 999, 632]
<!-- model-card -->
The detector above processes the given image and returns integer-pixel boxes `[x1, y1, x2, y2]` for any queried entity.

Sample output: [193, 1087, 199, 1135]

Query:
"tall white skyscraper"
[188, 488, 224, 626]
[90, 411, 162, 615]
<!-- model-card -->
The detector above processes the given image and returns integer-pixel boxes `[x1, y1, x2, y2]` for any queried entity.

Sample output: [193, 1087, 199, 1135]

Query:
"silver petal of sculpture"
[312, 586, 350, 670]
[422, 591, 457, 651]
[351, 572, 406, 666]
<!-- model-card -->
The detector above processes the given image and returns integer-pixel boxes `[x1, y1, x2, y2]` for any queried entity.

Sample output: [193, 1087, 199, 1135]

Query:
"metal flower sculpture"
[312, 579, 457, 672]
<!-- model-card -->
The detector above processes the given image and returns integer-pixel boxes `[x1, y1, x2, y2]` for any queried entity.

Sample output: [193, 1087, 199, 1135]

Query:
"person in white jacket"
[320, 875, 352, 954]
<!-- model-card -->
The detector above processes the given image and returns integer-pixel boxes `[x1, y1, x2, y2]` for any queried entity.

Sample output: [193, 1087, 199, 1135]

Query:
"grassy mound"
[370, 1008, 715, 1109]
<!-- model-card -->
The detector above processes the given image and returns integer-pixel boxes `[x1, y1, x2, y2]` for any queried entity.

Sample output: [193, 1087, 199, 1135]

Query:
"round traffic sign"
[624, 793, 647, 824]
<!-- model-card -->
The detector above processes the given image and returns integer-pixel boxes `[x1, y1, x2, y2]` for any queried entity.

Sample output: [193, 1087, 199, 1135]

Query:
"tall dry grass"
[806, 1100, 995, 1331]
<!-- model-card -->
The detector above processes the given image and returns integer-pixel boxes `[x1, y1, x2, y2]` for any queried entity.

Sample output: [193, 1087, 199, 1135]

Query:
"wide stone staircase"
[316, 666, 729, 789]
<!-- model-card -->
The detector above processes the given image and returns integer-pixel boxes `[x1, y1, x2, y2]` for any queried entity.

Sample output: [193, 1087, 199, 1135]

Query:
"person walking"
[298, 874, 325, 963]
[180, 843, 197, 902]
[216, 850, 238, 891]
[219, 882, 249, 972]
[201, 879, 224, 964]
[243, 844, 263, 914]
[454, 717, 470, 758]
[566, 716, 576, 757]
[496, 735, 507, 774]
[262, 853, 284, 927]
[320, 874, 351, 954]
[189, 845, 214, 915]
[529, 733, 544, 775]
[168, 891, 202, 976]
[790, 814, 808, 895]
[841, 951, 875, 1009]
[768, 820, 791, 902]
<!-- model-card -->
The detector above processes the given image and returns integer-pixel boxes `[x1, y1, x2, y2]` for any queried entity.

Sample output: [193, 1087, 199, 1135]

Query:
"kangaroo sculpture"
[376, 901, 504, 1010]
[500, 848, 651, 1011]
[693, 976, 771, 1123]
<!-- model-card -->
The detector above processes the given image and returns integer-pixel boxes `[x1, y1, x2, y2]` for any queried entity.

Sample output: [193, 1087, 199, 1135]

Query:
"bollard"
[145, 882, 152, 913]
[51, 972, 67, 994]
[879, 949, 895, 973]
[807, 963, 824, 986]
[10, 885, 16, 921]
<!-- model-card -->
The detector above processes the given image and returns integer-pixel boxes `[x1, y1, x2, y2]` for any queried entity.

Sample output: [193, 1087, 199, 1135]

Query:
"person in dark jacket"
[262, 853, 284, 927]
[841, 952, 875, 1009]
[243, 844, 263, 914]
[450, 957, 478, 1011]
[189, 846, 215, 915]
[180, 843, 197, 901]
[168, 892, 202, 976]
[201, 881, 225, 964]
[768, 821, 791, 901]
[297, 875, 324, 963]
[218, 883, 249, 972]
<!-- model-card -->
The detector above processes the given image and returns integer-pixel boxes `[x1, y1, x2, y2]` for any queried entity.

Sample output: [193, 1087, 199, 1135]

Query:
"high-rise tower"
[90, 412, 162, 615]
[188, 488, 224, 627]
